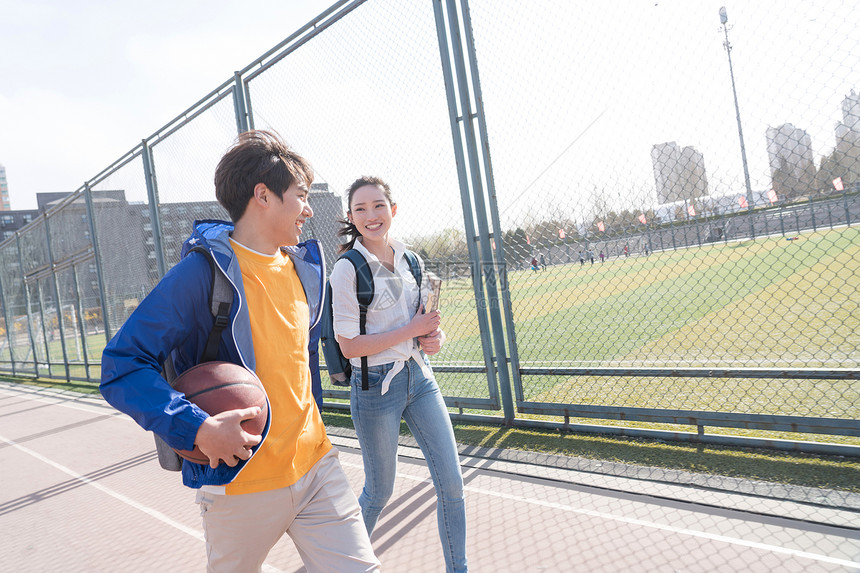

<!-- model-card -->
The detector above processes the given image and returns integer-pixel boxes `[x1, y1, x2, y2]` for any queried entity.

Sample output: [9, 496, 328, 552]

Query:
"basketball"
[171, 361, 268, 464]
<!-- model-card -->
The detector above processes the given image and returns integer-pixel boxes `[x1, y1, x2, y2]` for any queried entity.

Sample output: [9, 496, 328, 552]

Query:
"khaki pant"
[196, 449, 380, 573]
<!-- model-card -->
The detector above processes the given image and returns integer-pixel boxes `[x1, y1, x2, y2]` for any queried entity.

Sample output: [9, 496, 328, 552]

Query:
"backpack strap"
[340, 250, 373, 390]
[202, 271, 232, 362]
[403, 250, 423, 310]
[342, 249, 375, 307]
[338, 249, 423, 391]
[190, 246, 233, 363]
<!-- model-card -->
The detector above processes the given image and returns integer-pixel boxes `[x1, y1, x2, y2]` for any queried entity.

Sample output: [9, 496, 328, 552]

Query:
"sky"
[0, 0, 857, 235]
[0, 0, 336, 210]
[465, 0, 860, 227]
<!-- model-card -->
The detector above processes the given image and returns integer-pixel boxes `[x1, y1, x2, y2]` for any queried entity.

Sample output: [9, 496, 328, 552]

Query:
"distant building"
[651, 142, 708, 204]
[144, 200, 229, 270]
[679, 146, 708, 201]
[0, 165, 10, 211]
[304, 183, 346, 274]
[148, 183, 345, 272]
[36, 190, 128, 211]
[836, 89, 860, 139]
[834, 89, 860, 183]
[652, 143, 681, 203]
[0, 210, 38, 241]
[0, 185, 349, 329]
[766, 123, 816, 200]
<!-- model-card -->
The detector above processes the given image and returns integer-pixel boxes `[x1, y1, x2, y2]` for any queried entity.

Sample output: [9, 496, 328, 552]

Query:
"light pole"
[720, 6, 755, 239]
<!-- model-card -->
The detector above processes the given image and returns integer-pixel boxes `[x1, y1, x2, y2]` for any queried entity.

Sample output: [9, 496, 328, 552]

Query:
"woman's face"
[348, 184, 396, 241]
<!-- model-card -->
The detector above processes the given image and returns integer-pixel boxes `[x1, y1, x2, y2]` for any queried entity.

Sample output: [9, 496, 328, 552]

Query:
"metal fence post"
[15, 233, 39, 374]
[243, 78, 256, 132]
[0, 266, 16, 376]
[84, 183, 113, 343]
[809, 197, 817, 232]
[70, 264, 91, 379]
[432, 0, 504, 412]
[779, 204, 786, 236]
[142, 140, 167, 279]
[43, 214, 71, 381]
[35, 281, 51, 377]
[442, 0, 515, 423]
[458, 0, 524, 408]
[233, 72, 250, 134]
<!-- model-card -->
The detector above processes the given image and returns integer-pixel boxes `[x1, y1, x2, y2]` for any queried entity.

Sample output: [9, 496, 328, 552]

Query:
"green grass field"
[441, 226, 859, 366]
[2, 227, 858, 489]
[432, 226, 860, 436]
[3, 226, 858, 440]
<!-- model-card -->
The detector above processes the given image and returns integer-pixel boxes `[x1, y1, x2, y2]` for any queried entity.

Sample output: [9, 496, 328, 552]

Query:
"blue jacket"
[100, 220, 325, 488]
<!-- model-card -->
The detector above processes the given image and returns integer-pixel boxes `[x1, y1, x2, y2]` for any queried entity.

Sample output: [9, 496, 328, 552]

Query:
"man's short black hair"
[214, 130, 314, 222]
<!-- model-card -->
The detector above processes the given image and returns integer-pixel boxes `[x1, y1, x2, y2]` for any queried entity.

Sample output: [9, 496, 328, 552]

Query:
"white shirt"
[329, 238, 431, 394]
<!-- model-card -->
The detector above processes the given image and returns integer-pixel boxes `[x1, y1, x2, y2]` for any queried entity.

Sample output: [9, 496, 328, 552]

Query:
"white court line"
[1, 432, 204, 541]
[7, 385, 858, 569]
[341, 461, 860, 569]
[0, 407, 288, 573]
[0, 386, 119, 417]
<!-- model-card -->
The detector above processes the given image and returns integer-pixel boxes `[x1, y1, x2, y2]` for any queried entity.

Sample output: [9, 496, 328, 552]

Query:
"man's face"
[270, 180, 313, 246]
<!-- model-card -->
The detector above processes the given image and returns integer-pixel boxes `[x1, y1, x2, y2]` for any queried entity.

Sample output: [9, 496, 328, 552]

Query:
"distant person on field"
[599, 250, 605, 263]
[531, 256, 539, 271]
[100, 130, 379, 572]
[579, 250, 585, 266]
[540, 253, 546, 270]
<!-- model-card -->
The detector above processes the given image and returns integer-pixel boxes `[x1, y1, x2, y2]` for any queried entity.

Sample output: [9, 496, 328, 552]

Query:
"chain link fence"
[0, 1, 856, 566]
[0, 1, 856, 455]
[460, 0, 860, 455]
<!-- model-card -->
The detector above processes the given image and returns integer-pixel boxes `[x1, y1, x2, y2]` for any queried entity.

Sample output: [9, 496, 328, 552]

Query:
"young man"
[100, 130, 380, 572]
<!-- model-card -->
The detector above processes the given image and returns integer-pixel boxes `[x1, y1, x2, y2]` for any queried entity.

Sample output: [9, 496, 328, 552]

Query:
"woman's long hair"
[338, 176, 396, 253]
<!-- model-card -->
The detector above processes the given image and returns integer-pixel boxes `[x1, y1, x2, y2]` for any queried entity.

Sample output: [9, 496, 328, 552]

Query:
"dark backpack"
[154, 247, 234, 471]
[320, 249, 422, 391]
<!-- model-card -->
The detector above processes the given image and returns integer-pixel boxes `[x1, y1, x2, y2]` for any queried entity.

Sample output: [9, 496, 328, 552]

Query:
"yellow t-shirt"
[225, 239, 331, 495]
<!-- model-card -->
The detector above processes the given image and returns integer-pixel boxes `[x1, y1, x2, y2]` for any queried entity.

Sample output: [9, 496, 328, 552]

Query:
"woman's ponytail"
[337, 218, 361, 253]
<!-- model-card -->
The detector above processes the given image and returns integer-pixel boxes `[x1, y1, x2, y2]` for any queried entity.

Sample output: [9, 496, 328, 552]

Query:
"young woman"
[329, 176, 467, 573]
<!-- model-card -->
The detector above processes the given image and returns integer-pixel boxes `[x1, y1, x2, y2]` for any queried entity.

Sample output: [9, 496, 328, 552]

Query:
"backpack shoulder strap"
[403, 250, 423, 306]
[339, 249, 373, 390]
[188, 246, 233, 363]
[403, 250, 422, 285]
[341, 249, 373, 306]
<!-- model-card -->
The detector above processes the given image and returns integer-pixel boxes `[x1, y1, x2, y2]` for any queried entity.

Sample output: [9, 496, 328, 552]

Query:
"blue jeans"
[350, 356, 467, 573]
